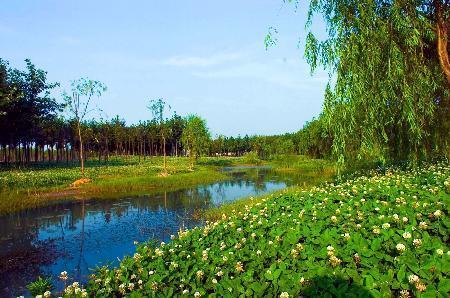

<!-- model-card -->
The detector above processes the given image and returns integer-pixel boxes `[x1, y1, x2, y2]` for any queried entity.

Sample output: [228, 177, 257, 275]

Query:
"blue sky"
[0, 1, 328, 136]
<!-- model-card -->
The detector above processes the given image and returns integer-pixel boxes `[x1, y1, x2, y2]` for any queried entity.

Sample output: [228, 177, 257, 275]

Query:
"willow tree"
[277, 0, 450, 166]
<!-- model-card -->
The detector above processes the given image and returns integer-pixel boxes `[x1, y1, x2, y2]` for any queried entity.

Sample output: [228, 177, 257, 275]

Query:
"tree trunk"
[77, 122, 85, 177]
[163, 135, 167, 172]
[435, 0, 450, 87]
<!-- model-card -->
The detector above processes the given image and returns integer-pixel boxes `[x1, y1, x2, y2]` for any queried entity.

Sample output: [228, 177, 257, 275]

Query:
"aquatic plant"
[26, 276, 53, 297]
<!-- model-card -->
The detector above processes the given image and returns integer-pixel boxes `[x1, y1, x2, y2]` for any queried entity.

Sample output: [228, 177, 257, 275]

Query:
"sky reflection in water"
[0, 168, 310, 296]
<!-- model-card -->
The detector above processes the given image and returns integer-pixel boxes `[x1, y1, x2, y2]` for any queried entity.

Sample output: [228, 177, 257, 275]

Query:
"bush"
[242, 151, 262, 165]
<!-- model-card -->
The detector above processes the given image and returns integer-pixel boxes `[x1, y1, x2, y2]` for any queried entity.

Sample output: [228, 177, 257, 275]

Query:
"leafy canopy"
[181, 115, 211, 165]
[273, 0, 450, 167]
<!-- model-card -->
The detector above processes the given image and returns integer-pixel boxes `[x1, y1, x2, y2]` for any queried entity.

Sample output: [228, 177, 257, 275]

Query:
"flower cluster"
[70, 163, 449, 297]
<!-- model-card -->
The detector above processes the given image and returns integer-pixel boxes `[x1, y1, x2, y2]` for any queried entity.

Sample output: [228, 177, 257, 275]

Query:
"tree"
[148, 98, 170, 173]
[63, 78, 107, 176]
[272, 0, 450, 167]
[0, 59, 10, 117]
[181, 115, 211, 169]
[0, 59, 60, 165]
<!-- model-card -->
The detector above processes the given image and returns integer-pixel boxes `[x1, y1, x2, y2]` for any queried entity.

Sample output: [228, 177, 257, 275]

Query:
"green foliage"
[63, 78, 107, 123]
[284, 0, 450, 167]
[0, 58, 61, 157]
[81, 162, 449, 297]
[181, 115, 211, 166]
[242, 151, 262, 165]
[26, 276, 53, 296]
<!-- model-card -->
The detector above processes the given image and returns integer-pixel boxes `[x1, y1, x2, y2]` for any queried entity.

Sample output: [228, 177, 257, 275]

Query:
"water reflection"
[0, 167, 317, 297]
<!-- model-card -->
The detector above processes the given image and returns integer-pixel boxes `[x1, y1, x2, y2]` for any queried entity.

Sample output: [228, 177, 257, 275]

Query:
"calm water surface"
[0, 167, 314, 297]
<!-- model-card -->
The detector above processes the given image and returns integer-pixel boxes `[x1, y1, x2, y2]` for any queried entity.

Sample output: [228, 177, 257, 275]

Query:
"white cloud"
[192, 59, 328, 91]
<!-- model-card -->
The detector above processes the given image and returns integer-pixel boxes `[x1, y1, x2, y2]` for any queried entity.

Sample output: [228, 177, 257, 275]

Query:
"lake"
[0, 167, 318, 297]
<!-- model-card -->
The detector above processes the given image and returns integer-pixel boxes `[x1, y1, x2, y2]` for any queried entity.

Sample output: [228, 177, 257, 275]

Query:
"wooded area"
[0, 58, 309, 165]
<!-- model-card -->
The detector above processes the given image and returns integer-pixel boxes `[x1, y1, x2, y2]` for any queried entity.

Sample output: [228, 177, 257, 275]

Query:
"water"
[0, 167, 313, 297]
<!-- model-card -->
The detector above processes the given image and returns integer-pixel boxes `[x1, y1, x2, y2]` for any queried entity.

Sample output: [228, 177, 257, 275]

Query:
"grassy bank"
[56, 162, 450, 297]
[0, 157, 247, 214]
[0, 155, 333, 215]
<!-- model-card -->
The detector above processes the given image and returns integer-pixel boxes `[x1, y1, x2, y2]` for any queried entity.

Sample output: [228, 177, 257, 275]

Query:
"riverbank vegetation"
[55, 162, 449, 297]
[0, 155, 334, 214]
[0, 156, 239, 214]
[4, 0, 450, 296]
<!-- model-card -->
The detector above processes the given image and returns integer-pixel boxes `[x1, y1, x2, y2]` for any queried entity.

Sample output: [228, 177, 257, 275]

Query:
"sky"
[0, 1, 328, 136]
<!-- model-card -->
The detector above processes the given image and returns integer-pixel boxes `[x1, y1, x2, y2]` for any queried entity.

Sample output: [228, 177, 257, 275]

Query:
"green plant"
[26, 276, 53, 296]
[79, 162, 449, 297]
[242, 151, 262, 165]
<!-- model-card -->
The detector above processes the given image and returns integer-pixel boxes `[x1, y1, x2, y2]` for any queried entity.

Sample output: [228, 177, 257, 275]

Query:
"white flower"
[396, 243, 406, 253]
[436, 248, 444, 255]
[408, 274, 420, 284]
[182, 289, 189, 294]
[402, 217, 408, 223]
[59, 271, 68, 281]
[196, 270, 204, 279]
[256, 250, 262, 255]
[433, 210, 442, 218]
[413, 239, 422, 247]
[194, 292, 201, 297]
[331, 216, 337, 223]
[399, 289, 409, 298]
[419, 221, 428, 229]
[402, 232, 412, 239]
[43, 291, 51, 298]
[280, 292, 289, 298]
[329, 255, 342, 267]
[382, 223, 390, 229]
[212, 278, 218, 284]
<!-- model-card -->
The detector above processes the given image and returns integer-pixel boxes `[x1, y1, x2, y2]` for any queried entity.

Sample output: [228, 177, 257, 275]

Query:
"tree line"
[0, 58, 313, 167]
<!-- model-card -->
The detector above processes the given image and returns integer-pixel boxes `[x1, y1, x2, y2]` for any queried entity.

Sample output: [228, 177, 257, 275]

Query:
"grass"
[0, 155, 332, 215]
[0, 156, 245, 214]
[56, 162, 450, 297]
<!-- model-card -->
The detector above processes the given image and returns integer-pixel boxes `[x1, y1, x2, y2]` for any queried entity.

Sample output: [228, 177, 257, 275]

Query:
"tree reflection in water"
[0, 167, 324, 296]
